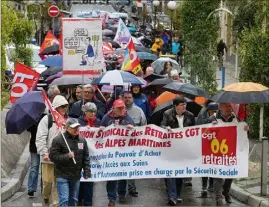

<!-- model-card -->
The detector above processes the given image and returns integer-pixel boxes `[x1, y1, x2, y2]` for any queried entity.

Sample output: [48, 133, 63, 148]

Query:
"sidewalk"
[216, 60, 240, 90]
[216, 63, 269, 206]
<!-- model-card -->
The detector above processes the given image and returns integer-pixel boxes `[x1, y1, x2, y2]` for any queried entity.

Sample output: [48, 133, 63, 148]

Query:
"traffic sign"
[48, 5, 60, 17]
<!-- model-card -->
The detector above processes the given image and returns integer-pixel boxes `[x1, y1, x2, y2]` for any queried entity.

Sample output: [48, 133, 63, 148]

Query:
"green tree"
[234, 0, 269, 138]
[1, 2, 34, 108]
[178, 0, 220, 94]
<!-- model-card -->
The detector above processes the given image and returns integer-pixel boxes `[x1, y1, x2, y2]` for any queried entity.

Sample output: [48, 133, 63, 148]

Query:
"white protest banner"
[79, 123, 249, 182]
[62, 18, 103, 75]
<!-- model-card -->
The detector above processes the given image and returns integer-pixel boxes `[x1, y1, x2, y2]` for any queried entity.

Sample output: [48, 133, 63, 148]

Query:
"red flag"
[126, 39, 142, 74]
[9, 62, 40, 103]
[40, 30, 60, 54]
[41, 89, 66, 128]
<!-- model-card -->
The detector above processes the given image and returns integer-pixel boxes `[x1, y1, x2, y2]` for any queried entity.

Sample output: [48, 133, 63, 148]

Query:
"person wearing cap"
[36, 95, 69, 206]
[49, 118, 90, 207]
[69, 84, 106, 120]
[121, 91, 147, 199]
[161, 97, 195, 206]
[100, 99, 135, 206]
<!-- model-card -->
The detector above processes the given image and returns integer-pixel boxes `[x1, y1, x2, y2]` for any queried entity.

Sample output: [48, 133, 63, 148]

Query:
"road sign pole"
[52, 17, 55, 35]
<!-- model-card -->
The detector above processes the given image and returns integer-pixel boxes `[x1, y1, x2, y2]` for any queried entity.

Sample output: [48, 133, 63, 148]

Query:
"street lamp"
[153, 0, 160, 30]
[137, 2, 143, 25]
[167, 1, 176, 54]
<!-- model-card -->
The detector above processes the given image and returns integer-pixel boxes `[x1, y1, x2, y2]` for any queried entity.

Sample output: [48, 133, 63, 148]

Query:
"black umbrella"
[40, 44, 60, 55]
[144, 73, 165, 82]
[134, 45, 152, 53]
[40, 66, 62, 77]
[102, 36, 113, 41]
[147, 78, 172, 87]
[150, 99, 202, 125]
[163, 82, 209, 98]
[50, 75, 93, 87]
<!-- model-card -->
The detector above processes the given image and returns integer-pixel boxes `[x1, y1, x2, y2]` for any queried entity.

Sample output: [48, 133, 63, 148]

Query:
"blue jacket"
[162, 34, 169, 46]
[68, 99, 106, 120]
[133, 93, 152, 120]
[172, 42, 181, 55]
[100, 110, 135, 127]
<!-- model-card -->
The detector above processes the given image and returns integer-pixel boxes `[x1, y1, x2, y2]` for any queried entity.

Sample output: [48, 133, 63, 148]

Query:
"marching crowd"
[26, 70, 249, 206]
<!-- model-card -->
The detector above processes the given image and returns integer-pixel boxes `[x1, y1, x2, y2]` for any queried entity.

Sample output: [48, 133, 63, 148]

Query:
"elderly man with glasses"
[69, 84, 106, 120]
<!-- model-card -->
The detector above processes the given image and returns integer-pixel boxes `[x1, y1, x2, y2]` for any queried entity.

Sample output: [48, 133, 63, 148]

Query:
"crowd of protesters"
[26, 74, 249, 206]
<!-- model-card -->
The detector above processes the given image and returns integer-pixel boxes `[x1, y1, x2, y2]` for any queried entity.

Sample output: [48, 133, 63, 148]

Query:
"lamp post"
[153, 0, 160, 30]
[137, 1, 143, 25]
[167, 1, 176, 54]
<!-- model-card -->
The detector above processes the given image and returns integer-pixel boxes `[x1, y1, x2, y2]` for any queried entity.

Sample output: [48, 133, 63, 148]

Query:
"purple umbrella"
[45, 72, 63, 84]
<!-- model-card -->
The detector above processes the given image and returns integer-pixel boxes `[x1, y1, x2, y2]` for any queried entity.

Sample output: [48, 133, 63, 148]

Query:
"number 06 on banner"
[211, 138, 228, 155]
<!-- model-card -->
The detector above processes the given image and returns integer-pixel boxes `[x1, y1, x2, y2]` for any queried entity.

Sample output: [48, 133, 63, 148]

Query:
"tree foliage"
[178, 0, 220, 94]
[234, 0, 269, 138]
[1, 2, 34, 108]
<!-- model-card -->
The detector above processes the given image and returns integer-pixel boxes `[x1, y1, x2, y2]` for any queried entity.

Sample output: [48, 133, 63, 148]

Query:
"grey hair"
[83, 84, 94, 92]
[47, 85, 60, 98]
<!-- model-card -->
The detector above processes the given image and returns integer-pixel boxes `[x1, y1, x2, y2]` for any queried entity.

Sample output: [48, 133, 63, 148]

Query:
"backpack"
[47, 113, 54, 131]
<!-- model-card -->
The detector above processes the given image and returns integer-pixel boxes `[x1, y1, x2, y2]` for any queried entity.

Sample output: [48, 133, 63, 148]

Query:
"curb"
[1, 143, 30, 202]
[230, 183, 269, 207]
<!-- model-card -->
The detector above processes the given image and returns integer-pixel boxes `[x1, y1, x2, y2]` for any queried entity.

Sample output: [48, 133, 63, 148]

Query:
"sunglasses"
[60, 105, 68, 108]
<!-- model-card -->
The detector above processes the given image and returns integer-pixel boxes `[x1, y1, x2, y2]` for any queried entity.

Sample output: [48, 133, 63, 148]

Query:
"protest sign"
[62, 18, 103, 75]
[79, 123, 249, 182]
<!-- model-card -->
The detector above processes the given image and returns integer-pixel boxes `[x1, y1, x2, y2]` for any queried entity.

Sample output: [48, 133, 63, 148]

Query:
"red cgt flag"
[9, 62, 40, 104]
[40, 30, 60, 54]
[126, 39, 142, 74]
[41, 89, 66, 129]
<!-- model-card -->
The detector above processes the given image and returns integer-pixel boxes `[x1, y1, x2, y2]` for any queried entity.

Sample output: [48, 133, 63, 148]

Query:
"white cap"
[52, 95, 68, 109]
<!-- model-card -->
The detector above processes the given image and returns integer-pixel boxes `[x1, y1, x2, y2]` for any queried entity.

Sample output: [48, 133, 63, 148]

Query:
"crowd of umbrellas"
[5, 16, 269, 135]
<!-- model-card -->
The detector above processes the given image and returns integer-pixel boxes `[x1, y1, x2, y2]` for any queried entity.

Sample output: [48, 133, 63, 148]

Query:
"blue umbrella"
[127, 26, 137, 32]
[91, 70, 144, 86]
[40, 56, 62, 67]
[5, 91, 46, 134]
[137, 52, 158, 61]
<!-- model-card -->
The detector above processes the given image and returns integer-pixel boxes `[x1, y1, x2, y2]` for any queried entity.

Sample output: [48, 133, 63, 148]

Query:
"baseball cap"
[82, 102, 97, 112]
[113, 99, 125, 108]
[65, 118, 81, 128]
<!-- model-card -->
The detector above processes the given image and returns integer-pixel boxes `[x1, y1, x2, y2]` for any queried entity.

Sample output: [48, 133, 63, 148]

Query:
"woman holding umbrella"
[78, 102, 100, 206]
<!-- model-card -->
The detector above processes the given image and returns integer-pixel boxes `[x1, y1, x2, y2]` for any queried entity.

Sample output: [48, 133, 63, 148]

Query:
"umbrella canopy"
[39, 56, 62, 67]
[163, 82, 209, 98]
[91, 70, 144, 86]
[144, 73, 165, 82]
[45, 72, 63, 83]
[134, 45, 152, 53]
[155, 91, 178, 106]
[50, 75, 93, 87]
[137, 52, 158, 61]
[210, 82, 269, 104]
[147, 78, 172, 87]
[152, 57, 180, 74]
[40, 66, 62, 77]
[6, 91, 46, 134]
[128, 26, 137, 32]
[40, 44, 60, 55]
[102, 36, 113, 41]
[150, 99, 202, 125]
[132, 36, 143, 46]
[102, 29, 115, 36]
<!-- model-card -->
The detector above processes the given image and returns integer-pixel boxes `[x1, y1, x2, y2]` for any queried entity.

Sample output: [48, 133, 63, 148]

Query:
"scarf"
[84, 115, 96, 127]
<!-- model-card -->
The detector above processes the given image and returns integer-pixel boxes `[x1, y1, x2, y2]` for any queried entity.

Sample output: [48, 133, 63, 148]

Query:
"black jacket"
[161, 108, 195, 129]
[68, 99, 106, 120]
[209, 110, 238, 123]
[27, 124, 38, 153]
[49, 131, 90, 180]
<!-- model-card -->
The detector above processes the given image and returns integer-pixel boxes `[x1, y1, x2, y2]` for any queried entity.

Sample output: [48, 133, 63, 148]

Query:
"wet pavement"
[3, 168, 246, 207]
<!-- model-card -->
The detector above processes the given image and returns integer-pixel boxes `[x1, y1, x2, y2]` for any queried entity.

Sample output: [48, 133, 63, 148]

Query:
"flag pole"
[60, 129, 76, 164]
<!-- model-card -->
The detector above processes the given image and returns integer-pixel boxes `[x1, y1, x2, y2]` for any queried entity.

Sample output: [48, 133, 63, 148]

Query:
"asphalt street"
[3, 168, 246, 207]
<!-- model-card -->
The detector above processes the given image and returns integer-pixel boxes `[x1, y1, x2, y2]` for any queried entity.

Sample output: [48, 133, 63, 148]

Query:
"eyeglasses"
[84, 91, 93, 94]
[86, 110, 96, 113]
